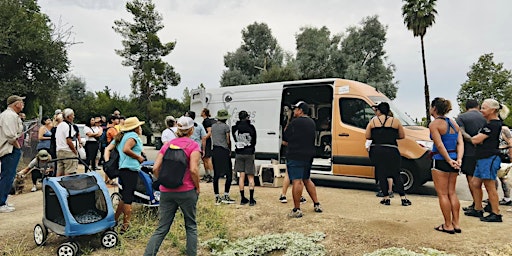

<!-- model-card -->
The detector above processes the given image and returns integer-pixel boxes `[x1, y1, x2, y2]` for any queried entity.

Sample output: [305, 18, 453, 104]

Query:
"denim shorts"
[474, 155, 501, 180]
[286, 159, 313, 181]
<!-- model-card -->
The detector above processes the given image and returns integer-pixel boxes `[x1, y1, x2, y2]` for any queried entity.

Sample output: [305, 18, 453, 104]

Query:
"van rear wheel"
[400, 167, 417, 193]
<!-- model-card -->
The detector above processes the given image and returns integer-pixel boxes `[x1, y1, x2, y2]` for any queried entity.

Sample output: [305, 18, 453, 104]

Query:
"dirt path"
[2, 177, 512, 255]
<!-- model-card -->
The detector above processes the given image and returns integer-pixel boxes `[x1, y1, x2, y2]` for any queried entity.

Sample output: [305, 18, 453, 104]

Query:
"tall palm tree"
[402, 0, 437, 126]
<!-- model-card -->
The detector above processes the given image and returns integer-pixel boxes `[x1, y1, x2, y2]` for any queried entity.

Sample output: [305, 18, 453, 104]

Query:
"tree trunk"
[420, 35, 430, 126]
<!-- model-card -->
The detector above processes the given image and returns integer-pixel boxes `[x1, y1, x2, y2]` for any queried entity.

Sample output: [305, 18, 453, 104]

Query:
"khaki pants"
[57, 150, 78, 176]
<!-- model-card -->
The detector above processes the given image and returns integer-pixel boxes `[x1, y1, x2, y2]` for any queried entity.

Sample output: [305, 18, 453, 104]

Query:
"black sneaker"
[222, 195, 235, 204]
[401, 198, 412, 206]
[249, 199, 256, 206]
[462, 203, 475, 211]
[241, 197, 249, 205]
[484, 204, 492, 213]
[499, 199, 512, 205]
[300, 196, 307, 204]
[376, 190, 385, 197]
[464, 208, 484, 217]
[480, 212, 503, 222]
[380, 199, 390, 205]
[279, 195, 287, 203]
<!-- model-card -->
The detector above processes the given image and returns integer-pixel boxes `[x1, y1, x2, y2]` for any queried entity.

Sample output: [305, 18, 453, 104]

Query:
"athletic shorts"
[461, 155, 477, 176]
[118, 169, 139, 204]
[432, 159, 459, 173]
[474, 155, 501, 180]
[203, 140, 212, 158]
[286, 159, 313, 181]
[234, 154, 256, 175]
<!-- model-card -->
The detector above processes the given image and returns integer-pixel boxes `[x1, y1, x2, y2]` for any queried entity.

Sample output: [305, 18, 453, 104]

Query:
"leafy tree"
[402, 0, 438, 125]
[221, 22, 284, 86]
[457, 53, 512, 125]
[0, 0, 69, 112]
[295, 26, 341, 79]
[113, 0, 180, 133]
[59, 75, 95, 123]
[341, 16, 397, 99]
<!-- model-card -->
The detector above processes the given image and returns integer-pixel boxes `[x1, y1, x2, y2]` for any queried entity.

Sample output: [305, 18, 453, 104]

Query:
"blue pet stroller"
[110, 161, 160, 209]
[33, 157, 118, 256]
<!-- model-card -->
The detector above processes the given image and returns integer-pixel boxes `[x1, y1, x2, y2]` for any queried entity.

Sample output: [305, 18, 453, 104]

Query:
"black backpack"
[157, 142, 190, 188]
[103, 147, 120, 179]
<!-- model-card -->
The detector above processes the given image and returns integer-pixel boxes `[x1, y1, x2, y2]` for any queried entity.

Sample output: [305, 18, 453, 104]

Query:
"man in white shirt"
[0, 95, 25, 213]
[161, 116, 177, 145]
[55, 108, 78, 176]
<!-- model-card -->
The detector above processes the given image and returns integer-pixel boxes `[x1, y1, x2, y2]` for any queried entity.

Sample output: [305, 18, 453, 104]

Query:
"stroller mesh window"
[45, 186, 65, 226]
[68, 190, 108, 224]
[59, 175, 98, 191]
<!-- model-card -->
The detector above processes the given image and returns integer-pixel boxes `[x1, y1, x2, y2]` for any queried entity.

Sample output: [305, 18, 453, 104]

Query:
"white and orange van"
[190, 78, 433, 192]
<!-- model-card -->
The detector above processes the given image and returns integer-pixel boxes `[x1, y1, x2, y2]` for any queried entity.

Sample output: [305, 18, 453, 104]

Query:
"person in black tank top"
[465, 99, 510, 223]
[365, 102, 411, 206]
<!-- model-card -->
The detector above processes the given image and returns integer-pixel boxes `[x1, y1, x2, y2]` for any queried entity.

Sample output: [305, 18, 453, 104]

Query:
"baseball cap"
[177, 116, 194, 130]
[292, 101, 309, 114]
[7, 95, 25, 105]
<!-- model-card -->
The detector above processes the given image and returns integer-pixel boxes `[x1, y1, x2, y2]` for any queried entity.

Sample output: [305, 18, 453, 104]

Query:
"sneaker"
[288, 209, 303, 218]
[300, 196, 307, 204]
[380, 199, 390, 205]
[499, 199, 512, 205]
[482, 199, 490, 204]
[249, 199, 257, 206]
[222, 195, 235, 204]
[31, 185, 37, 192]
[0, 205, 14, 213]
[215, 196, 222, 206]
[241, 197, 249, 205]
[376, 190, 385, 197]
[464, 208, 484, 217]
[388, 192, 394, 198]
[480, 212, 503, 222]
[462, 203, 475, 211]
[206, 175, 213, 183]
[314, 204, 323, 213]
[401, 198, 412, 206]
[279, 195, 287, 203]
[484, 204, 492, 213]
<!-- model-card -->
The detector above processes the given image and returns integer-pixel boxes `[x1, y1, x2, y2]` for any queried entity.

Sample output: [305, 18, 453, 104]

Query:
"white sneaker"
[31, 185, 37, 192]
[0, 205, 14, 213]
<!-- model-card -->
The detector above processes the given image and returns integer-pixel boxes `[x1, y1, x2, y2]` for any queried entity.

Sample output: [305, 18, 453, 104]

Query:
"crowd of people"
[2, 93, 511, 254]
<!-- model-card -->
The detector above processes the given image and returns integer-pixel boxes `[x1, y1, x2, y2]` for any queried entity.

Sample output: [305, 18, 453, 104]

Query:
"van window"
[339, 98, 374, 129]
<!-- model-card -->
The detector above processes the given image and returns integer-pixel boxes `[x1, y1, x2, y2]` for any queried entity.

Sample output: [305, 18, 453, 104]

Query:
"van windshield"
[368, 96, 417, 126]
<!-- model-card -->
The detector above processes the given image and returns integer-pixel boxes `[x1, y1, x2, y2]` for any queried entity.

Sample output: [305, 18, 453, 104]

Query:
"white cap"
[177, 116, 194, 130]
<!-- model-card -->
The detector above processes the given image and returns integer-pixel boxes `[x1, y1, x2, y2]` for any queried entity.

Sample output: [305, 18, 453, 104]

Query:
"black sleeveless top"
[370, 116, 399, 146]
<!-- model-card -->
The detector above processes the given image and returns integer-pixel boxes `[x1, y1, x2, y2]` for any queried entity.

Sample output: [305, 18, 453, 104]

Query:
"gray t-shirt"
[456, 109, 487, 156]
[211, 121, 230, 149]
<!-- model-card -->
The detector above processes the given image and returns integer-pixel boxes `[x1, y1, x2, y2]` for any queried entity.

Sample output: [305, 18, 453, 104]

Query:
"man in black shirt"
[283, 101, 322, 218]
[201, 108, 214, 182]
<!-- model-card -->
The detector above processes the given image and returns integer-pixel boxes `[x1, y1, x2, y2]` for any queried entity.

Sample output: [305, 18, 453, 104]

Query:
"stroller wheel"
[34, 224, 48, 246]
[111, 192, 121, 210]
[57, 242, 76, 256]
[69, 241, 80, 255]
[101, 230, 118, 248]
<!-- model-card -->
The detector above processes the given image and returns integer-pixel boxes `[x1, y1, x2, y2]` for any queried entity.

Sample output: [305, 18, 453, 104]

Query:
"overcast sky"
[38, 0, 512, 120]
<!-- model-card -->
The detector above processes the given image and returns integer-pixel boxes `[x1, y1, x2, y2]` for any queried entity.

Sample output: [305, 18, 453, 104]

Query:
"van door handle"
[338, 133, 349, 137]
[267, 132, 276, 135]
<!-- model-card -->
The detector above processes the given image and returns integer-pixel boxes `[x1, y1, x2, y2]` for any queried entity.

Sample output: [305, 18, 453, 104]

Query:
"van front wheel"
[400, 167, 418, 193]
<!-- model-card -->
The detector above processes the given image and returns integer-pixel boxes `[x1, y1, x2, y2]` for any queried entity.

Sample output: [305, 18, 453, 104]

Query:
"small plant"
[202, 231, 327, 256]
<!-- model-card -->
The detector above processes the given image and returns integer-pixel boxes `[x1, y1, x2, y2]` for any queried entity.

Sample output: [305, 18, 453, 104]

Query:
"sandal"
[434, 224, 455, 234]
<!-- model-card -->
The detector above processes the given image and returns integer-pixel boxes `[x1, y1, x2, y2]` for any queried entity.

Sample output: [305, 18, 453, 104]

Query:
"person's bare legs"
[303, 179, 319, 204]
[466, 175, 476, 204]
[448, 172, 460, 229]
[470, 177, 484, 210]
[483, 179, 500, 214]
[281, 171, 290, 196]
[432, 169, 454, 230]
[238, 172, 245, 192]
[292, 179, 303, 209]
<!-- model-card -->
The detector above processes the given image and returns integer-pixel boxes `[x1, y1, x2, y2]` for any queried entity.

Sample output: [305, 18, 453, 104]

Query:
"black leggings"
[212, 146, 232, 194]
[369, 146, 406, 197]
[85, 141, 99, 169]
[31, 169, 42, 185]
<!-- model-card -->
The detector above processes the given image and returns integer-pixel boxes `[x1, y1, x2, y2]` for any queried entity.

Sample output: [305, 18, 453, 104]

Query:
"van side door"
[332, 96, 375, 178]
